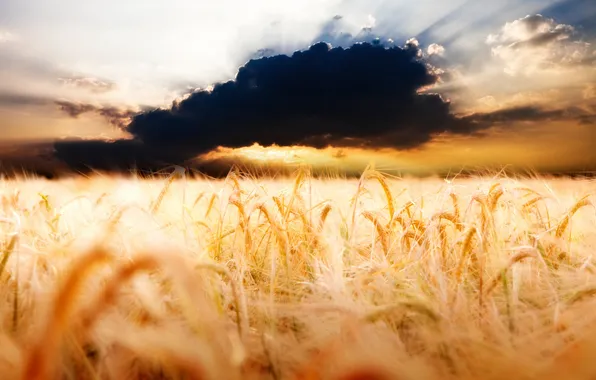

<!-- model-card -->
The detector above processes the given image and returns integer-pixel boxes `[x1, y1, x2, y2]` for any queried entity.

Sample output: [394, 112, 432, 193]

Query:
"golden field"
[0, 168, 595, 380]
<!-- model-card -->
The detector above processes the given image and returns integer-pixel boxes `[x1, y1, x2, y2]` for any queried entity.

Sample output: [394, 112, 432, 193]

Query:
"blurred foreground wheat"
[0, 168, 595, 379]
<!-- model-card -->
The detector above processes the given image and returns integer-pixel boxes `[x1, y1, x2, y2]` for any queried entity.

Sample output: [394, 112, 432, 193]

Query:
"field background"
[0, 169, 595, 379]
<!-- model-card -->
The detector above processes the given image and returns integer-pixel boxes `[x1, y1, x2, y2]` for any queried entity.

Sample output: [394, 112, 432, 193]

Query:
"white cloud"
[365, 14, 376, 30]
[487, 14, 595, 76]
[486, 14, 574, 45]
[427, 43, 445, 56]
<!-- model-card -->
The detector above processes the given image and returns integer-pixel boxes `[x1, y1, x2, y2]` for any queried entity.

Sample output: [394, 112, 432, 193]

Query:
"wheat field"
[0, 167, 595, 380]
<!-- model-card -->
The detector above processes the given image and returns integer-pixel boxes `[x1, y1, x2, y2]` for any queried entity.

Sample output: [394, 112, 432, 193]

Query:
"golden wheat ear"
[362, 211, 389, 256]
[555, 195, 594, 238]
[366, 171, 396, 221]
[318, 203, 333, 232]
[149, 165, 186, 214]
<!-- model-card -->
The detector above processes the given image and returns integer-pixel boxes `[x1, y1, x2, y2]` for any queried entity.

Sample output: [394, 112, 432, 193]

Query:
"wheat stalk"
[555, 195, 594, 238]
[318, 204, 333, 232]
[366, 171, 395, 221]
[0, 234, 18, 280]
[205, 193, 218, 218]
[150, 166, 185, 214]
[362, 211, 389, 255]
[454, 226, 478, 284]
[21, 247, 113, 380]
[484, 249, 537, 297]
[363, 300, 441, 324]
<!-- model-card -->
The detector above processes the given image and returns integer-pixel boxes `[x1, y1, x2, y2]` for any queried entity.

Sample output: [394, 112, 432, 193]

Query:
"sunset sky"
[0, 0, 594, 177]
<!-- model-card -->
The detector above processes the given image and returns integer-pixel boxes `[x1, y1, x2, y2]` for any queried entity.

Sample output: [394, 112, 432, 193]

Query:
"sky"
[0, 0, 595, 177]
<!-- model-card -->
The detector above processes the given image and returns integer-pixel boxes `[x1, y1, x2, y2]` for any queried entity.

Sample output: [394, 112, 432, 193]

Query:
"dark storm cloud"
[51, 138, 189, 173]
[124, 41, 476, 154]
[47, 40, 475, 174]
[50, 138, 290, 177]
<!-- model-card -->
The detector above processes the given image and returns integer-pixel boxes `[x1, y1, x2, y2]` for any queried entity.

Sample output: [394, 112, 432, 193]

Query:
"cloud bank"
[48, 35, 595, 175]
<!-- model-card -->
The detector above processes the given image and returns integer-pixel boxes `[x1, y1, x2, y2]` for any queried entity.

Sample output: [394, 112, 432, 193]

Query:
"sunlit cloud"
[427, 43, 446, 56]
[487, 14, 595, 76]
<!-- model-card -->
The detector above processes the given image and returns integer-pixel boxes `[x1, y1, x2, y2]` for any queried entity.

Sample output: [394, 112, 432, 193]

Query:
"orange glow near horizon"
[201, 143, 417, 171]
[227, 145, 314, 164]
[200, 122, 596, 174]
